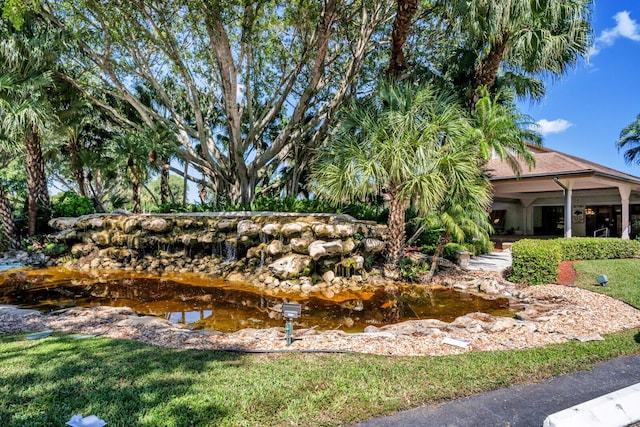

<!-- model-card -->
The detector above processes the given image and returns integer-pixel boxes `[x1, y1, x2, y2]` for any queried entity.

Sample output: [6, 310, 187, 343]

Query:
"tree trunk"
[160, 157, 170, 205]
[387, 0, 419, 80]
[0, 181, 19, 249]
[385, 188, 407, 266]
[471, 41, 507, 108]
[182, 163, 189, 206]
[423, 234, 449, 283]
[128, 157, 141, 213]
[68, 137, 86, 197]
[25, 124, 51, 236]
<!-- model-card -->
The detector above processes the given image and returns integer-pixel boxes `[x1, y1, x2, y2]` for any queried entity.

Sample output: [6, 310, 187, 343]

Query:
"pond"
[0, 267, 516, 332]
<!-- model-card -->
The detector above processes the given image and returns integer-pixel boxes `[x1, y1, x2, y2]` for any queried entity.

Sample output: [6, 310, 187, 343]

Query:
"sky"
[519, 1, 640, 177]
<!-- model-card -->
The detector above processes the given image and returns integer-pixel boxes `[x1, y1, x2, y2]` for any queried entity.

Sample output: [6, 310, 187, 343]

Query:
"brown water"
[0, 267, 515, 332]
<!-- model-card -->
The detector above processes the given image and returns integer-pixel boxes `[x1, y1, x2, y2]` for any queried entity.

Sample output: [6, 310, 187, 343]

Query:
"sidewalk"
[353, 354, 640, 427]
[465, 250, 512, 272]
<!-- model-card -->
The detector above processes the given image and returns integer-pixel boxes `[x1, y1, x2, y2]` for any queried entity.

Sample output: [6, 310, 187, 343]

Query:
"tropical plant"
[617, 113, 640, 165]
[310, 81, 475, 267]
[443, 0, 593, 107]
[0, 12, 62, 235]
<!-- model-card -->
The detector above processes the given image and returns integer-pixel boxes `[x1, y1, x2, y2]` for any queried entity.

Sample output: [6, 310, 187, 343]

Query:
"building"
[487, 145, 640, 239]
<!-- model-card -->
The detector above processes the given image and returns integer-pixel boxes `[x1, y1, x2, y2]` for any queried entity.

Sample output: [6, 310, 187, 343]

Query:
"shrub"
[443, 243, 465, 261]
[556, 237, 640, 260]
[510, 237, 640, 285]
[509, 239, 562, 285]
[51, 192, 94, 217]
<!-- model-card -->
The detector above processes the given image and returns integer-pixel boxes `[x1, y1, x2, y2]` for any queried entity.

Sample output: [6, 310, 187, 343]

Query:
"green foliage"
[510, 239, 563, 285]
[399, 258, 429, 282]
[556, 238, 640, 260]
[51, 191, 93, 217]
[443, 243, 465, 261]
[510, 238, 640, 285]
[41, 241, 67, 256]
[1, 0, 41, 30]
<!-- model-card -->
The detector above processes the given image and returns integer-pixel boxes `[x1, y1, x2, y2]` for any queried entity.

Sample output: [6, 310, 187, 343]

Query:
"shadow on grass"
[0, 334, 242, 426]
[635, 331, 640, 344]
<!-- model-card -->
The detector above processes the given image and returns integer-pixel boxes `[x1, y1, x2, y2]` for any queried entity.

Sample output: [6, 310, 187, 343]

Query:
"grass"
[1, 330, 639, 426]
[573, 258, 640, 308]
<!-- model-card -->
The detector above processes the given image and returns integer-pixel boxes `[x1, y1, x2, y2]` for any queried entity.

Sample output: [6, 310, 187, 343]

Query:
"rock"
[27, 252, 50, 267]
[478, 279, 505, 295]
[363, 238, 385, 253]
[261, 223, 281, 236]
[197, 233, 217, 244]
[342, 238, 356, 253]
[48, 217, 79, 231]
[216, 219, 237, 230]
[308, 240, 343, 260]
[290, 237, 311, 254]
[281, 222, 309, 236]
[267, 240, 284, 256]
[226, 272, 246, 282]
[237, 220, 260, 237]
[123, 218, 140, 233]
[71, 243, 97, 257]
[141, 218, 170, 233]
[322, 270, 335, 283]
[313, 224, 337, 238]
[268, 254, 312, 280]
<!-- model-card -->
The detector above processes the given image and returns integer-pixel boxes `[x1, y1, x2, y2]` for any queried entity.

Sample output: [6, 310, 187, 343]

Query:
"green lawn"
[573, 259, 640, 308]
[1, 329, 639, 426]
[2, 258, 640, 426]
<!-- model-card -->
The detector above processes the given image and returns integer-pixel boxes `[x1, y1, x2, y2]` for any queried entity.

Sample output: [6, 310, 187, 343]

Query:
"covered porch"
[487, 146, 640, 240]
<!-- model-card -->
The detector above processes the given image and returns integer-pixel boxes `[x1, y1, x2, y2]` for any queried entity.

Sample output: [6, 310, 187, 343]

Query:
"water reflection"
[0, 267, 516, 332]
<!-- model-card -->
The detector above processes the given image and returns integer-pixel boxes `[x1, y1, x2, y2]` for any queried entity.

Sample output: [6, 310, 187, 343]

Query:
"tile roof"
[486, 145, 640, 185]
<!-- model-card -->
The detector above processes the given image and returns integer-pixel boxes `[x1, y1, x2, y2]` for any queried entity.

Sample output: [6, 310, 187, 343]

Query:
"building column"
[520, 196, 537, 235]
[554, 178, 572, 238]
[619, 185, 631, 239]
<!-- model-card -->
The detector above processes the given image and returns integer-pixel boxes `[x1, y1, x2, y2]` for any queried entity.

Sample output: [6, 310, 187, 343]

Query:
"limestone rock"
[48, 217, 78, 231]
[197, 233, 217, 244]
[281, 222, 309, 236]
[123, 218, 140, 233]
[363, 238, 385, 253]
[49, 228, 77, 242]
[261, 223, 281, 236]
[267, 240, 285, 256]
[141, 218, 170, 233]
[268, 254, 312, 280]
[237, 220, 261, 238]
[89, 231, 111, 246]
[290, 238, 312, 254]
[478, 279, 505, 295]
[308, 240, 343, 260]
[322, 270, 335, 283]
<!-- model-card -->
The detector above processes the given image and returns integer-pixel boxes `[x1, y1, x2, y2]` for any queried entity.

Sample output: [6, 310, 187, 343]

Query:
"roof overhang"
[490, 170, 640, 198]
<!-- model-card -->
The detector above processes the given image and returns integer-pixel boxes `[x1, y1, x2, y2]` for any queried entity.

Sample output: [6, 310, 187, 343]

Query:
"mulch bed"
[556, 260, 577, 285]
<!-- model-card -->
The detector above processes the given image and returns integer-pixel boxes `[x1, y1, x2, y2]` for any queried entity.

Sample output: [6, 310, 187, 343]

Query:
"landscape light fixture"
[596, 274, 608, 286]
[282, 303, 301, 345]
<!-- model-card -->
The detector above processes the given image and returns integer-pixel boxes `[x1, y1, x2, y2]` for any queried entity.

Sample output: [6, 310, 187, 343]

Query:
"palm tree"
[0, 17, 58, 235]
[0, 147, 20, 249]
[310, 81, 475, 267]
[471, 87, 541, 170]
[445, 0, 592, 107]
[618, 114, 640, 165]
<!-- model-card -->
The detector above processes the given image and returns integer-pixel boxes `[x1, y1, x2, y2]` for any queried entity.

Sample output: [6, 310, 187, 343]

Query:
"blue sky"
[519, 1, 640, 177]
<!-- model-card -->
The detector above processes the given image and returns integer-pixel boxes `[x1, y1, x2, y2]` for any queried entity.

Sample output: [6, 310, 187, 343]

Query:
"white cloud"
[533, 119, 573, 136]
[590, 11, 640, 57]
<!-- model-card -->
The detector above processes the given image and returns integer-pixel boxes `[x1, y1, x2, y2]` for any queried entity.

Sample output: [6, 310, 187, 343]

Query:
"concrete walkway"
[353, 354, 640, 427]
[465, 250, 512, 272]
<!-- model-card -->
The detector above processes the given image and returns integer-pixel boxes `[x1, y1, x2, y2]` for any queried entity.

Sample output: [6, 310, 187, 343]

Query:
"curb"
[543, 382, 640, 427]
